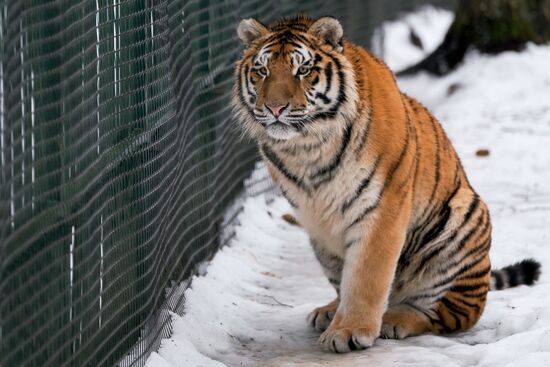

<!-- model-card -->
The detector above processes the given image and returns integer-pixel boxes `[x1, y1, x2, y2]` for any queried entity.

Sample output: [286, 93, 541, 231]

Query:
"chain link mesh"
[0, 0, 452, 366]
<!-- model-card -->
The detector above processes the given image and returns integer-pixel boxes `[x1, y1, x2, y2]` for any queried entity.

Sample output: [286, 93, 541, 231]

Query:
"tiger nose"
[265, 103, 288, 118]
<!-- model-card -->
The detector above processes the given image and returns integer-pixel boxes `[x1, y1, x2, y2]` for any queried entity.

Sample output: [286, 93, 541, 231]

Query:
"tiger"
[232, 16, 541, 353]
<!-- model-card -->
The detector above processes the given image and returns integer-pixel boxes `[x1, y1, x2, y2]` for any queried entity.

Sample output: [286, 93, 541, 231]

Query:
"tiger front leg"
[307, 238, 344, 331]
[319, 218, 407, 353]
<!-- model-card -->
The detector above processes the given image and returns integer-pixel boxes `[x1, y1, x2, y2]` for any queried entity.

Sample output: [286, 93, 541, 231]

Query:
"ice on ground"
[146, 7, 550, 367]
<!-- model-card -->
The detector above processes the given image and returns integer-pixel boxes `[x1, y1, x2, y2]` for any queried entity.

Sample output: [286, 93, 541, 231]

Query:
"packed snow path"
[146, 9, 550, 367]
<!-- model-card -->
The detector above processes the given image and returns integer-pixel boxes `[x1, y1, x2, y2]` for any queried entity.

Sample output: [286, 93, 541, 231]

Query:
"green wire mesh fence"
[0, 0, 451, 366]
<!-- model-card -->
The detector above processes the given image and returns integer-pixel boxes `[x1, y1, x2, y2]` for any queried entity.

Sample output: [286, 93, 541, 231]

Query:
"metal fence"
[0, 0, 452, 366]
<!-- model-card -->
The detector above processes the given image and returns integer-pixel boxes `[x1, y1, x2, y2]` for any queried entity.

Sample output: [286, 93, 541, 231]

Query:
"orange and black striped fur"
[232, 16, 541, 353]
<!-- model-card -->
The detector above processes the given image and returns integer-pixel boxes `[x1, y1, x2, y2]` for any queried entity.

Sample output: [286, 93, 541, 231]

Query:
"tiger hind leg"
[382, 285, 489, 339]
[431, 287, 489, 334]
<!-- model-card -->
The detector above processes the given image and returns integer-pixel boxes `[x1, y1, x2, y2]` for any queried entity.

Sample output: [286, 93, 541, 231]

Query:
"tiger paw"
[319, 323, 376, 353]
[379, 307, 429, 339]
[307, 302, 338, 331]
[380, 321, 408, 339]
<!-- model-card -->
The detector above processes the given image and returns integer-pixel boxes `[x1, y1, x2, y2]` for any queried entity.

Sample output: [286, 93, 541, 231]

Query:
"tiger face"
[233, 17, 358, 141]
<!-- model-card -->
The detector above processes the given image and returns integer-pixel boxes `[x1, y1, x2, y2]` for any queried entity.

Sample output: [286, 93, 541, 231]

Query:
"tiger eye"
[298, 65, 310, 75]
[258, 66, 268, 76]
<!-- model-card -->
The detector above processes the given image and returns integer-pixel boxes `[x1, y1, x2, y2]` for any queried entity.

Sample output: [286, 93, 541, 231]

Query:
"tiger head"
[233, 16, 358, 141]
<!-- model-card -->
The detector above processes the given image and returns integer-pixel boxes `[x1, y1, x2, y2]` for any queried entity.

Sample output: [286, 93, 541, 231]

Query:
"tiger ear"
[238, 18, 269, 46]
[308, 17, 344, 52]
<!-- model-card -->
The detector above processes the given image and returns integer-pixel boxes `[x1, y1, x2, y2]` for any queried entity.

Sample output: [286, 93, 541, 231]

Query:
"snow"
[145, 7, 550, 367]
[371, 6, 454, 72]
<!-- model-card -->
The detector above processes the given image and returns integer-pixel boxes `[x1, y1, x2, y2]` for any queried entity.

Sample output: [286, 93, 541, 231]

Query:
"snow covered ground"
[145, 7, 550, 367]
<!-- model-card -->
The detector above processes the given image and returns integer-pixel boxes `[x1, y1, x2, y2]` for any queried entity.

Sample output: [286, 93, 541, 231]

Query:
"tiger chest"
[273, 155, 380, 259]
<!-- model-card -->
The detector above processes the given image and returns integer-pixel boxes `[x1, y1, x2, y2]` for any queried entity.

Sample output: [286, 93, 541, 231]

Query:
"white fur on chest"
[279, 155, 382, 259]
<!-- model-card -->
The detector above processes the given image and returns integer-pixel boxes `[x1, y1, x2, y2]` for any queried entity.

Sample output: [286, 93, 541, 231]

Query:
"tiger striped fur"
[232, 16, 541, 353]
